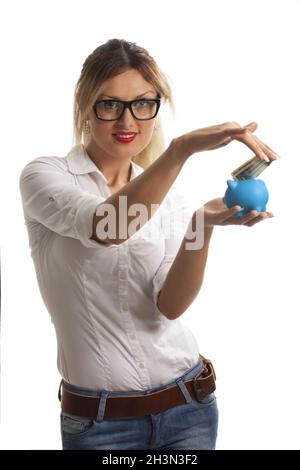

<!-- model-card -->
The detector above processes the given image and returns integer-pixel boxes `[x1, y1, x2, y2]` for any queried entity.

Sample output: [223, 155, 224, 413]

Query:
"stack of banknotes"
[231, 155, 271, 180]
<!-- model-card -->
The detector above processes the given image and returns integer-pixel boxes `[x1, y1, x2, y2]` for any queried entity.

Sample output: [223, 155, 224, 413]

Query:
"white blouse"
[19, 144, 200, 391]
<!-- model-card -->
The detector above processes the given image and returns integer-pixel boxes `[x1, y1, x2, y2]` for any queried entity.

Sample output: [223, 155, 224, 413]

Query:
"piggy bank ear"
[227, 180, 238, 190]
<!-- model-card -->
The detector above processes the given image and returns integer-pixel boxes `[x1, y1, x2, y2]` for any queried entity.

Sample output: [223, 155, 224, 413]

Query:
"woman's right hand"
[175, 121, 279, 162]
[201, 197, 274, 228]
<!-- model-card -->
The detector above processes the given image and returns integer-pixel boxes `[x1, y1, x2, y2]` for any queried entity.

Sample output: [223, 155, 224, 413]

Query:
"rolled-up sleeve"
[152, 186, 193, 316]
[19, 157, 105, 249]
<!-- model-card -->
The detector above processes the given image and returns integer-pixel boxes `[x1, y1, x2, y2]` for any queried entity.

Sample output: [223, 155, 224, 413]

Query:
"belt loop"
[96, 392, 109, 422]
[176, 379, 192, 404]
[58, 379, 63, 402]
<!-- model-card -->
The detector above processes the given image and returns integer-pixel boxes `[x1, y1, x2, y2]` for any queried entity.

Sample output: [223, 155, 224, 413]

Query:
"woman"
[19, 39, 277, 450]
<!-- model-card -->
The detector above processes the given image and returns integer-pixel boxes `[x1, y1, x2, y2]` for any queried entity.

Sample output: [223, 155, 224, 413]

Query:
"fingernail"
[262, 153, 270, 162]
[274, 153, 281, 159]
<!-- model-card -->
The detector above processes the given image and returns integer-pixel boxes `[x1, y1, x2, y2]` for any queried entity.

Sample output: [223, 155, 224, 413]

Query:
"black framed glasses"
[92, 98, 161, 121]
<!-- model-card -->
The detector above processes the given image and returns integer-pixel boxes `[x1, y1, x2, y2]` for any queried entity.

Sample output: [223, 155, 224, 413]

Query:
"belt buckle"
[192, 367, 204, 402]
[193, 377, 202, 402]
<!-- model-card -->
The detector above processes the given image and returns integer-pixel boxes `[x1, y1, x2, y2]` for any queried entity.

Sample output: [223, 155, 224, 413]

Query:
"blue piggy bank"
[223, 179, 269, 217]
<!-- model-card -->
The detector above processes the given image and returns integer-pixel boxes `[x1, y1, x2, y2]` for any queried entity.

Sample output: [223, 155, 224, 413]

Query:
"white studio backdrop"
[1, 0, 299, 450]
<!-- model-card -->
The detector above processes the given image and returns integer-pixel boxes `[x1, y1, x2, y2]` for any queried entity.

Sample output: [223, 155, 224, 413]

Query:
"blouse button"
[122, 303, 129, 311]
[119, 272, 127, 280]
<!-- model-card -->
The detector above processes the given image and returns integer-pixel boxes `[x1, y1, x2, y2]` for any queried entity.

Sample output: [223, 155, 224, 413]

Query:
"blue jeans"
[60, 360, 218, 450]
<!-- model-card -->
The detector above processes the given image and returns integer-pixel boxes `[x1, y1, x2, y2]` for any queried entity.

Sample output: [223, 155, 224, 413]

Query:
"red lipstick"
[112, 132, 137, 143]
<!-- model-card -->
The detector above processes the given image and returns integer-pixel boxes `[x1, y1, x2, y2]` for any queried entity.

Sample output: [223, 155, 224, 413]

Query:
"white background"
[1, 0, 299, 450]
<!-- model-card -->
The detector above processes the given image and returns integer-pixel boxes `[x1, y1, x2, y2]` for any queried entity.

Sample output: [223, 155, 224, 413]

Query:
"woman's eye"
[104, 101, 118, 109]
[135, 100, 150, 108]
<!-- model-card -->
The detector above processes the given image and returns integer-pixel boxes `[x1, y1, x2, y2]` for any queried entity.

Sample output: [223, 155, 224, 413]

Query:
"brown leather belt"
[60, 357, 216, 420]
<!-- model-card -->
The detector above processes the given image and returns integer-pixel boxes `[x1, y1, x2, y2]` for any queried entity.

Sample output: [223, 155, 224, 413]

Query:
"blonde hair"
[73, 39, 174, 169]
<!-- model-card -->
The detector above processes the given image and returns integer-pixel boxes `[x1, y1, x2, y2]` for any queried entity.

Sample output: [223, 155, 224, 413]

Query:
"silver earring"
[84, 121, 90, 133]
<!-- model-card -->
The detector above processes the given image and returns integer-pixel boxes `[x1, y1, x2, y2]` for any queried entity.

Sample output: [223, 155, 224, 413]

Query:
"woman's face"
[87, 69, 159, 161]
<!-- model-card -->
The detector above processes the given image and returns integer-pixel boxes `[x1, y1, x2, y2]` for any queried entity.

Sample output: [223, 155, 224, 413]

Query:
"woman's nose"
[117, 107, 136, 128]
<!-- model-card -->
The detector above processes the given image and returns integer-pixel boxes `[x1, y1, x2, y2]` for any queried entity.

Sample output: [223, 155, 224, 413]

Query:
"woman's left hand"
[202, 197, 274, 228]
